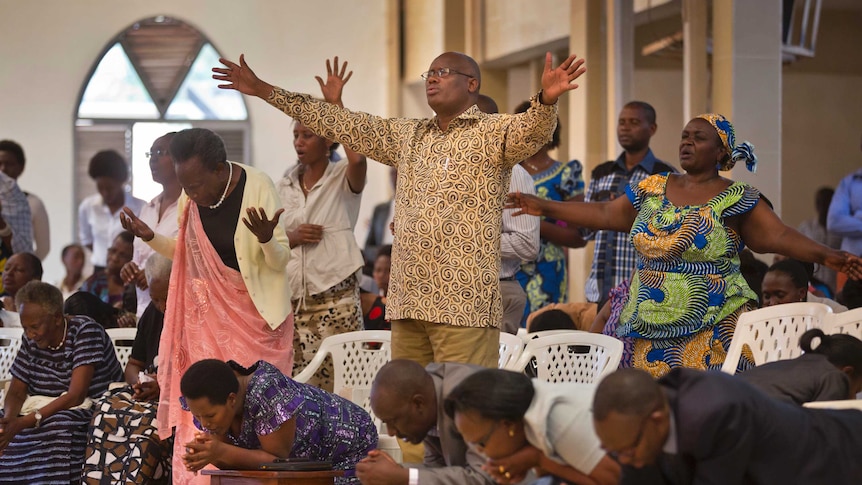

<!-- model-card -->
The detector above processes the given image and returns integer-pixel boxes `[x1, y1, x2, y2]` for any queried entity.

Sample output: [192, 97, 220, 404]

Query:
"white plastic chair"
[517, 328, 580, 344]
[293, 331, 391, 417]
[293, 331, 398, 460]
[821, 307, 862, 340]
[498, 332, 524, 369]
[720, 302, 832, 374]
[0, 327, 24, 403]
[506, 332, 623, 384]
[105, 327, 137, 370]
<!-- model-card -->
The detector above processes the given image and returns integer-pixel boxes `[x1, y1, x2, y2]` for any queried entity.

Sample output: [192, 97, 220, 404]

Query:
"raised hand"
[540, 52, 587, 104]
[315, 56, 353, 106]
[243, 207, 285, 244]
[120, 207, 155, 242]
[505, 192, 547, 217]
[212, 54, 274, 99]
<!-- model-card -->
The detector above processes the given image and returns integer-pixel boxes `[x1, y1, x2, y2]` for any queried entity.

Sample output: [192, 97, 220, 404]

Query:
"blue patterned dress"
[0, 316, 123, 484]
[190, 360, 377, 484]
[516, 160, 585, 323]
[618, 174, 759, 376]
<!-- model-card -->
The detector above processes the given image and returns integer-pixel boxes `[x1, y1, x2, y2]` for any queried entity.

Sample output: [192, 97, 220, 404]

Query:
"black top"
[130, 301, 164, 371]
[199, 167, 246, 271]
[737, 353, 850, 404]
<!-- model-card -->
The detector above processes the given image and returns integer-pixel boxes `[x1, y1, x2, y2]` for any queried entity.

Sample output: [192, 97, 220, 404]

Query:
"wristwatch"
[33, 410, 42, 428]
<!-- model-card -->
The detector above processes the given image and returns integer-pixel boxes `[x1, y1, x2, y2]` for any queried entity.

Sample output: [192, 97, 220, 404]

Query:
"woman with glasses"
[444, 368, 620, 485]
[277, 58, 367, 391]
[120, 132, 181, 319]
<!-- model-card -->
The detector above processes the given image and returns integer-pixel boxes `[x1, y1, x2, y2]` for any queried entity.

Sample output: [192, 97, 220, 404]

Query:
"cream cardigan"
[146, 162, 292, 328]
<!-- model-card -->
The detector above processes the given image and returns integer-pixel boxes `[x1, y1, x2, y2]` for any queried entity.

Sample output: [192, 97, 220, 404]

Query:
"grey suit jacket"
[417, 362, 496, 485]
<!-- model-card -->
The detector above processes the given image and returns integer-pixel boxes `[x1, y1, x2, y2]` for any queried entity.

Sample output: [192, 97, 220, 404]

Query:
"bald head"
[476, 94, 499, 114]
[436, 52, 481, 86]
[372, 359, 434, 399]
[593, 368, 664, 421]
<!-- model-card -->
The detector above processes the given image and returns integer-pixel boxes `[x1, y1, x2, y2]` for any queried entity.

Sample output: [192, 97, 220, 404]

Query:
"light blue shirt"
[827, 168, 862, 256]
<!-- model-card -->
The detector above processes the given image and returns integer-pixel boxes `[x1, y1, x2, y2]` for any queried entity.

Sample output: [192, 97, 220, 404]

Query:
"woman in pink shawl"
[120, 127, 293, 484]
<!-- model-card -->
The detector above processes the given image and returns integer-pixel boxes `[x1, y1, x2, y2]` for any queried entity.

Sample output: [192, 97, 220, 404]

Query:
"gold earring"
[508, 428, 515, 438]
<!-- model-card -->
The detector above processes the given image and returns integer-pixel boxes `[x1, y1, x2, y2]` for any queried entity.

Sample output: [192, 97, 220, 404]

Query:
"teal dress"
[516, 160, 584, 324]
[618, 174, 758, 376]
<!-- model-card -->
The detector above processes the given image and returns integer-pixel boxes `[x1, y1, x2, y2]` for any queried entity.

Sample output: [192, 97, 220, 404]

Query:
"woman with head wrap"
[508, 114, 862, 376]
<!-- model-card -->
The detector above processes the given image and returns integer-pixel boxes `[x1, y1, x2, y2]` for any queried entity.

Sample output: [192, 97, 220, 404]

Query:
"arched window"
[75, 16, 249, 206]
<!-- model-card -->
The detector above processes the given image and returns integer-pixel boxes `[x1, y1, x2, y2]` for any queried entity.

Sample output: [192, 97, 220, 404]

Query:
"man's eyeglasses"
[145, 149, 168, 158]
[420, 68, 474, 81]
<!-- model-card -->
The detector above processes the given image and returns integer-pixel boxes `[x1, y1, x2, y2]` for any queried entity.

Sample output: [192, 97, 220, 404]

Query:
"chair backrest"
[0, 327, 24, 403]
[105, 327, 138, 370]
[517, 328, 580, 344]
[720, 302, 832, 374]
[506, 332, 623, 384]
[821, 307, 862, 340]
[294, 330, 392, 418]
[498, 332, 524, 369]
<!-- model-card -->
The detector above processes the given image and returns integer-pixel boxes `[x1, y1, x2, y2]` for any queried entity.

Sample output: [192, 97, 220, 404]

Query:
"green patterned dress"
[618, 174, 759, 376]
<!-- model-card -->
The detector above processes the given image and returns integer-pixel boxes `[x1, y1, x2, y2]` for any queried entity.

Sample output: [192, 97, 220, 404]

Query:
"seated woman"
[55, 243, 91, 300]
[0, 281, 123, 483]
[761, 258, 847, 312]
[179, 359, 377, 484]
[739, 328, 862, 405]
[82, 253, 173, 484]
[80, 231, 137, 326]
[360, 245, 391, 331]
[444, 369, 620, 485]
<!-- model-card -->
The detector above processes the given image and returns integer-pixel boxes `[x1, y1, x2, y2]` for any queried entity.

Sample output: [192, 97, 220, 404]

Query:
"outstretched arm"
[215, 54, 402, 166]
[506, 192, 637, 234]
[739, 200, 862, 280]
[316, 57, 367, 193]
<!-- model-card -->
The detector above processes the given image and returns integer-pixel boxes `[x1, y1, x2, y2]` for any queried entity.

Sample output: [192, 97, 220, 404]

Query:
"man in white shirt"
[0, 140, 46, 259]
[476, 95, 540, 334]
[78, 149, 145, 270]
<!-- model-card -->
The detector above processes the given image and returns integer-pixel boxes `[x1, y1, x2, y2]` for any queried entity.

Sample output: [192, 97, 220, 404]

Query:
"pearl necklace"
[523, 160, 545, 173]
[208, 161, 233, 210]
[47, 317, 68, 351]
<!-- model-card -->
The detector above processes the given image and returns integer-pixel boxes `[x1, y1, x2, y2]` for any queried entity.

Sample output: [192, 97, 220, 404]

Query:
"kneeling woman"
[179, 359, 377, 484]
[445, 369, 619, 485]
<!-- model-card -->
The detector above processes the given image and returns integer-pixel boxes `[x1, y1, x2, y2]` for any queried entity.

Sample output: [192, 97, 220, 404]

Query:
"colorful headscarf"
[696, 113, 758, 173]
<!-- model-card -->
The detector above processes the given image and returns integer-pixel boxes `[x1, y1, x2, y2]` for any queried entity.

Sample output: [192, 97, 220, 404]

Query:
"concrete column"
[606, 0, 635, 157]
[568, 0, 609, 303]
[712, 0, 783, 214]
[682, 0, 708, 120]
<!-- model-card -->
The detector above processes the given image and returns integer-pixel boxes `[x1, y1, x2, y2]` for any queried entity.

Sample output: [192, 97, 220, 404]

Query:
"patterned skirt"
[631, 303, 754, 378]
[292, 274, 363, 391]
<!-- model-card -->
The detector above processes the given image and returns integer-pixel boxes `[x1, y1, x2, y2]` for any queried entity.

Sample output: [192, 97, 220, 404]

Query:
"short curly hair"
[88, 150, 129, 182]
[0, 140, 25, 167]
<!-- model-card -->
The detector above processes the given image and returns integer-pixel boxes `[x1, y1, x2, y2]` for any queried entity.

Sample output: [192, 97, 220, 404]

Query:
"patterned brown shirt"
[268, 88, 557, 327]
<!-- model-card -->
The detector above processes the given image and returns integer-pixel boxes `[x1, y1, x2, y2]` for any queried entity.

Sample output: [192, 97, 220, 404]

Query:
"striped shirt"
[501, 164, 540, 278]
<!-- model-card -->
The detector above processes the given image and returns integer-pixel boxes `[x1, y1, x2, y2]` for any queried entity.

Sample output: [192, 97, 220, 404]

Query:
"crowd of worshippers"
[1, 49, 861, 485]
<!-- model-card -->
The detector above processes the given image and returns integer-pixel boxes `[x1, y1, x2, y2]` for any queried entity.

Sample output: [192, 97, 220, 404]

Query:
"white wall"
[0, 0, 394, 281]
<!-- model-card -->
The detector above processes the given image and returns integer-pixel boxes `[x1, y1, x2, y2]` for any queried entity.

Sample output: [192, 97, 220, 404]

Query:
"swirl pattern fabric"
[267, 88, 558, 327]
[517, 159, 585, 321]
[617, 174, 759, 376]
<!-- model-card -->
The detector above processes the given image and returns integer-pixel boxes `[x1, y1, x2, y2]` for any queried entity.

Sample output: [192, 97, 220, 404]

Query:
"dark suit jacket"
[363, 200, 392, 264]
[651, 368, 862, 485]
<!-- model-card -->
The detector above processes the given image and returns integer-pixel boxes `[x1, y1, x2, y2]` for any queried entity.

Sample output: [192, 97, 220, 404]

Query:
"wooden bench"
[202, 469, 345, 484]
